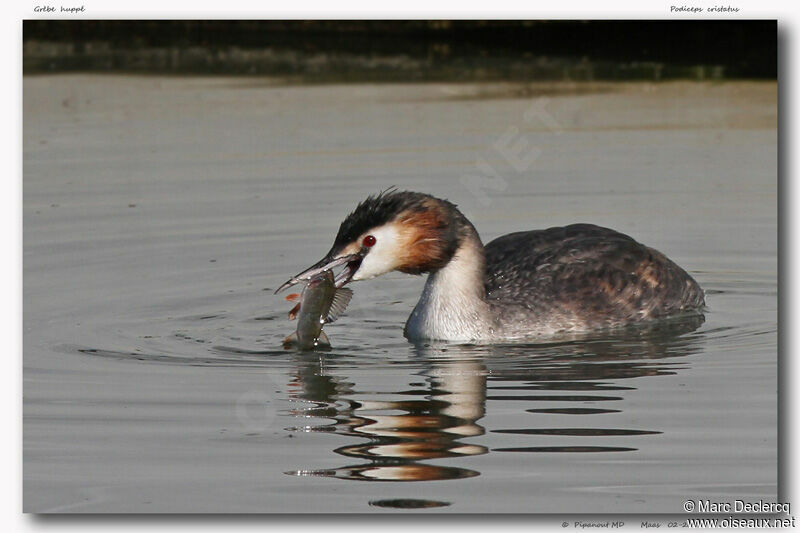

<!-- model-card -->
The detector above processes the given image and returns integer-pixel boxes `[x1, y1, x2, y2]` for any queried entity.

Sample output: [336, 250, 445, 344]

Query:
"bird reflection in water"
[284, 314, 704, 481]
[285, 354, 487, 481]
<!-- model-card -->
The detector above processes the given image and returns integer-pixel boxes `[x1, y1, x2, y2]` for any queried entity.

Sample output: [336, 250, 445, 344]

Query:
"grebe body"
[278, 191, 705, 342]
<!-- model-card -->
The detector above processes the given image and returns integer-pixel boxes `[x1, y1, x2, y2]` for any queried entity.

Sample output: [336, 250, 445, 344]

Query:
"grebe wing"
[484, 224, 704, 324]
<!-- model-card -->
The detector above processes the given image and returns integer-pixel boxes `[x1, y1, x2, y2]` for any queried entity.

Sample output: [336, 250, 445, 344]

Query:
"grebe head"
[277, 190, 467, 292]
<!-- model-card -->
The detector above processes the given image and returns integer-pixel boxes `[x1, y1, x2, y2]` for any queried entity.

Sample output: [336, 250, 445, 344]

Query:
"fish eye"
[362, 235, 376, 247]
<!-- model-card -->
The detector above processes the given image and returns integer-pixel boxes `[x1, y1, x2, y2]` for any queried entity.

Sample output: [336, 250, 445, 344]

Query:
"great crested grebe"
[277, 190, 705, 342]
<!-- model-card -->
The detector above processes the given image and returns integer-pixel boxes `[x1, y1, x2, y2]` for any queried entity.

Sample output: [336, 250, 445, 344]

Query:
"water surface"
[24, 76, 777, 513]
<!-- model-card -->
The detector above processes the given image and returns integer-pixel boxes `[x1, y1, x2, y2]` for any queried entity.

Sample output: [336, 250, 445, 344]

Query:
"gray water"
[23, 76, 777, 513]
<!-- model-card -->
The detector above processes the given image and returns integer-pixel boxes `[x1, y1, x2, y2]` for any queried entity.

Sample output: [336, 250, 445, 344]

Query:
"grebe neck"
[404, 230, 495, 342]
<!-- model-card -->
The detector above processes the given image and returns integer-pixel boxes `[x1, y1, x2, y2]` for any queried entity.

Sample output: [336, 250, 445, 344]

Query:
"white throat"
[404, 236, 494, 342]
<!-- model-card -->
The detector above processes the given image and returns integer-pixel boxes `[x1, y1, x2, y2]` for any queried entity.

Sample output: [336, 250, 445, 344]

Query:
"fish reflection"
[284, 314, 704, 480]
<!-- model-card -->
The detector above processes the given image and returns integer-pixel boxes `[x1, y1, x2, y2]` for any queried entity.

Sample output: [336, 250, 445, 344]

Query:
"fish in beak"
[274, 252, 363, 294]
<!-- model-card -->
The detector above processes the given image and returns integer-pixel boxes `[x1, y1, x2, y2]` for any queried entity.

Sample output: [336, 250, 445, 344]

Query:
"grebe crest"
[331, 190, 470, 278]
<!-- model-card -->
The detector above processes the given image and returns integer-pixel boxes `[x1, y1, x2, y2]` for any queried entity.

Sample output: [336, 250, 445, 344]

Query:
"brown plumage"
[395, 201, 459, 274]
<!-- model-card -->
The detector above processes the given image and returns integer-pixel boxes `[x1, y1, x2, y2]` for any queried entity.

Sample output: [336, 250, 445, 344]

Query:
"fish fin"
[285, 293, 301, 302]
[324, 287, 353, 323]
[288, 302, 301, 320]
[283, 332, 297, 347]
[316, 330, 331, 346]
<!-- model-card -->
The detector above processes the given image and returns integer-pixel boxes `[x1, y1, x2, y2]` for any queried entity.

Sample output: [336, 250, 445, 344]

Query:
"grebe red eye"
[362, 235, 376, 247]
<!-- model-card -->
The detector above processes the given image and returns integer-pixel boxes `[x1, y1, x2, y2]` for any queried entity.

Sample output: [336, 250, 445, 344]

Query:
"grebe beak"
[275, 252, 363, 294]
